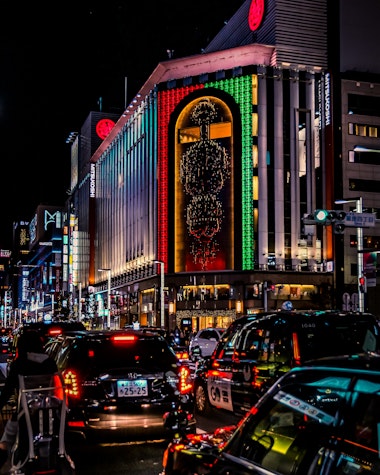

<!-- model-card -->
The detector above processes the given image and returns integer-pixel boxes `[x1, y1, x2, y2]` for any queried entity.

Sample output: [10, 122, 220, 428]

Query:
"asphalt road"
[0, 410, 241, 475]
[65, 411, 241, 475]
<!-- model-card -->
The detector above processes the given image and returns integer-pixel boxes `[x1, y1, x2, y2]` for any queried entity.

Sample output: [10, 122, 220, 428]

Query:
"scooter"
[8, 372, 75, 475]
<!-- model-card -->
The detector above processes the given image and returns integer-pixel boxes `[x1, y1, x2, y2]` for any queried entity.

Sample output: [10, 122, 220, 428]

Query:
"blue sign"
[344, 212, 376, 227]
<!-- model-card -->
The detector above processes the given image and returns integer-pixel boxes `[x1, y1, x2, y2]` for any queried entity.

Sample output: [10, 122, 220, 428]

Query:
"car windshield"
[224, 368, 380, 474]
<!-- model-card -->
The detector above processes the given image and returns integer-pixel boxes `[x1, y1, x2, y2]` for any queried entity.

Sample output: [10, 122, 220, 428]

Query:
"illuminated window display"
[176, 97, 233, 271]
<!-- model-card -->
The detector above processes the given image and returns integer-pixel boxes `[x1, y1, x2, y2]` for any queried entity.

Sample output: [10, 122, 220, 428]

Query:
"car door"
[206, 329, 239, 412]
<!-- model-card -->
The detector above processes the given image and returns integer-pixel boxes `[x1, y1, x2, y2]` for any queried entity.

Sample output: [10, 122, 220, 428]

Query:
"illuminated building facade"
[74, 50, 334, 327]
[63, 0, 380, 328]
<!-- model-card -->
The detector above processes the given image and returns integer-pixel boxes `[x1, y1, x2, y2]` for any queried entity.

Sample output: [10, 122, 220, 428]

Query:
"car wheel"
[194, 383, 211, 415]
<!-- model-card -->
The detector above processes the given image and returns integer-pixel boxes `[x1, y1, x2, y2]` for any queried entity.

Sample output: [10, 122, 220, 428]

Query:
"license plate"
[117, 379, 148, 397]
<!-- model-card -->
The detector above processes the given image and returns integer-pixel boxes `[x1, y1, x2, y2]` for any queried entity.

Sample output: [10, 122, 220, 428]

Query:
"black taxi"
[193, 310, 380, 416]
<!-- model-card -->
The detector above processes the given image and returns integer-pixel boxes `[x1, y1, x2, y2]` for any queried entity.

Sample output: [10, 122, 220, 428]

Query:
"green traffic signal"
[314, 209, 330, 223]
[310, 210, 347, 231]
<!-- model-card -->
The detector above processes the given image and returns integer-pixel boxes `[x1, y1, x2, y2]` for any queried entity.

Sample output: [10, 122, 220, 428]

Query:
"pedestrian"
[0, 330, 58, 468]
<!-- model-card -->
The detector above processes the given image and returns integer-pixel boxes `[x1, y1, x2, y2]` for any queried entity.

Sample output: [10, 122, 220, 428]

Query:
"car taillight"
[250, 365, 262, 389]
[176, 349, 189, 360]
[292, 332, 301, 365]
[211, 359, 220, 368]
[111, 334, 137, 343]
[232, 349, 240, 362]
[249, 406, 259, 416]
[178, 365, 192, 394]
[62, 369, 80, 398]
[48, 327, 63, 337]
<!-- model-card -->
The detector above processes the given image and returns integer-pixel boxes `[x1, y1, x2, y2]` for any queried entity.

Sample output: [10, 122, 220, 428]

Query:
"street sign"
[344, 212, 376, 227]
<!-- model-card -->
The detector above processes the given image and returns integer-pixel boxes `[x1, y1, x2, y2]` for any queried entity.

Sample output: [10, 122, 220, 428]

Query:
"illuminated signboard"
[248, 0, 265, 31]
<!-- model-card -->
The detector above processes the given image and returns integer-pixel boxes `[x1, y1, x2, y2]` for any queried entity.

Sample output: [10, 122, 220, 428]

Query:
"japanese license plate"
[117, 379, 148, 397]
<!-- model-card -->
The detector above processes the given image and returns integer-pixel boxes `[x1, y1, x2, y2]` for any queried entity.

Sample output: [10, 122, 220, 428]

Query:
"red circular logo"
[248, 0, 265, 31]
[96, 118, 116, 140]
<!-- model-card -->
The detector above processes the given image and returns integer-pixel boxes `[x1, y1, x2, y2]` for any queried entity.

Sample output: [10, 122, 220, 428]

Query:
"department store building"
[63, 0, 380, 330]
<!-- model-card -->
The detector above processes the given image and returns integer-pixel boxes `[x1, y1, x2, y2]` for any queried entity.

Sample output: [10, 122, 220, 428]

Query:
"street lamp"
[153, 260, 165, 328]
[47, 291, 55, 319]
[335, 197, 364, 312]
[98, 268, 111, 329]
[78, 283, 82, 321]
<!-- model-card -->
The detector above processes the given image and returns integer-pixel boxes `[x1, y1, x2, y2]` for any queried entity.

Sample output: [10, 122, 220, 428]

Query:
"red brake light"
[208, 369, 232, 380]
[250, 365, 262, 389]
[178, 365, 192, 394]
[52, 373, 65, 401]
[67, 420, 85, 428]
[48, 328, 63, 337]
[232, 349, 240, 362]
[211, 360, 220, 369]
[176, 349, 189, 360]
[62, 369, 80, 398]
[112, 334, 137, 343]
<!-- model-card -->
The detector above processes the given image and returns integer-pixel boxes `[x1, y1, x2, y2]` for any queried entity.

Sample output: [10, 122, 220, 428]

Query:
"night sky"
[0, 1, 243, 249]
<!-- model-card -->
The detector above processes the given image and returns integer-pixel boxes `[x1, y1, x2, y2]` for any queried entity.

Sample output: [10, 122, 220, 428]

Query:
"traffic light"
[314, 209, 332, 224]
[314, 209, 346, 224]
[302, 210, 347, 233]
[302, 210, 335, 225]
[333, 211, 347, 234]
[359, 275, 367, 293]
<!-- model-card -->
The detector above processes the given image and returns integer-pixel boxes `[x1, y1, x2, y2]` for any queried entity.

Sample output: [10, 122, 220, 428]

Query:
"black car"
[45, 329, 196, 441]
[162, 353, 380, 474]
[193, 310, 380, 416]
[10, 320, 87, 358]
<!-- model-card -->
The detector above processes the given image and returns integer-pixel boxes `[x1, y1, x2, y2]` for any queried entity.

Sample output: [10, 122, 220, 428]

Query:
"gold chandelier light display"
[180, 99, 231, 270]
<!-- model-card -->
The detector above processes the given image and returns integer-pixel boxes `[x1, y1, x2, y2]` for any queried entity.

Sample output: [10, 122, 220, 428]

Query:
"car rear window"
[214, 313, 379, 363]
[67, 334, 177, 370]
[237, 317, 379, 362]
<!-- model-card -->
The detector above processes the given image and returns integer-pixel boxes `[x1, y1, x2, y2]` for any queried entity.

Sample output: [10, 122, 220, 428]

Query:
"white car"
[189, 327, 225, 360]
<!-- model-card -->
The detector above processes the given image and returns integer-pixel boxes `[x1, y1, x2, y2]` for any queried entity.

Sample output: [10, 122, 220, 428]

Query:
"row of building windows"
[348, 93, 380, 117]
[348, 122, 380, 138]
[349, 179, 380, 193]
[349, 149, 380, 164]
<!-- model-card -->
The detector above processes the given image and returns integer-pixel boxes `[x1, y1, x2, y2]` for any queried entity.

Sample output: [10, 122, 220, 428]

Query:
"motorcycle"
[8, 372, 75, 475]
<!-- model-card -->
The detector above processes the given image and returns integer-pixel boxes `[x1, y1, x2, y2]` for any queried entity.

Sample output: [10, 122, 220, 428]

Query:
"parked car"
[45, 329, 196, 441]
[188, 328, 225, 361]
[193, 310, 380, 416]
[162, 352, 380, 474]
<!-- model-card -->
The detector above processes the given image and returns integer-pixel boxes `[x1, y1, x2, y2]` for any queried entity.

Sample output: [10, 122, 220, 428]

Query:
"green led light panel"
[206, 76, 254, 269]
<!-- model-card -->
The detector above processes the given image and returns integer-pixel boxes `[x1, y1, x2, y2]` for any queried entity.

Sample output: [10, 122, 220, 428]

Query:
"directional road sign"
[344, 212, 376, 227]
